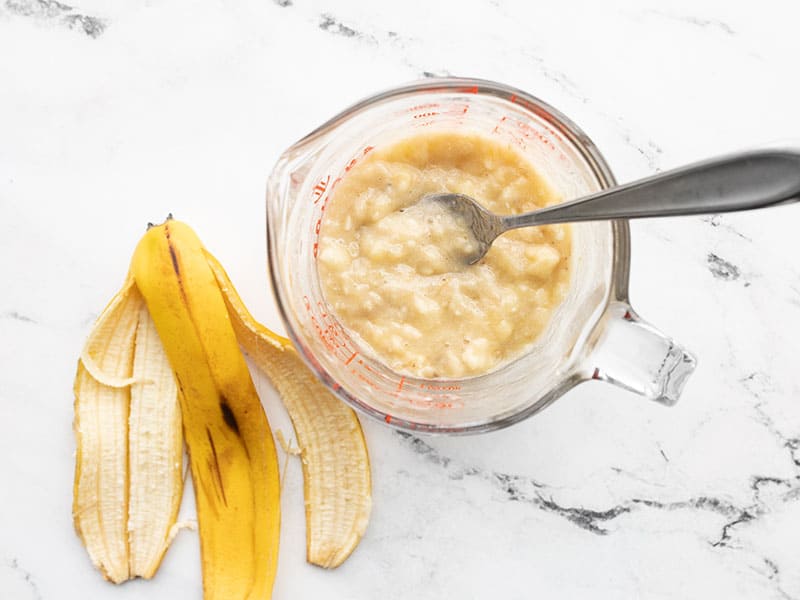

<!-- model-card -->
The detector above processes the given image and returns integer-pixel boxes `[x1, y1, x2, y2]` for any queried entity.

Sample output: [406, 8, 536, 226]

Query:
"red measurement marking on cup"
[515, 120, 557, 151]
[504, 97, 567, 145]
[300, 294, 468, 407]
[440, 103, 470, 121]
[408, 102, 443, 127]
[311, 146, 376, 257]
[310, 317, 342, 352]
[352, 369, 381, 390]
[432, 395, 464, 409]
[390, 391, 465, 410]
[446, 104, 469, 115]
[312, 175, 330, 204]
[407, 103, 440, 112]
[343, 144, 376, 172]
[311, 178, 332, 257]
[416, 381, 462, 392]
[359, 358, 399, 385]
[492, 116, 508, 135]
[304, 294, 396, 392]
[305, 297, 358, 358]
[492, 114, 565, 154]
[541, 122, 566, 144]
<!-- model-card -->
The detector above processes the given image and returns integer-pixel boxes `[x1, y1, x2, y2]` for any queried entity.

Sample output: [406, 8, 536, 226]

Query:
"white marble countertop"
[3, 0, 800, 598]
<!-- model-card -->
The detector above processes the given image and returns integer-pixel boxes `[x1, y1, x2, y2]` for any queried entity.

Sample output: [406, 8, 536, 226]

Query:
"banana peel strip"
[131, 220, 280, 599]
[73, 278, 183, 582]
[206, 252, 372, 568]
[73, 278, 141, 583]
[128, 304, 183, 578]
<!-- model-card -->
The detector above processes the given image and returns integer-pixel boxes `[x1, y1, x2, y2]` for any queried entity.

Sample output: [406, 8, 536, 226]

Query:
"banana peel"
[131, 220, 280, 599]
[128, 304, 183, 578]
[73, 278, 183, 583]
[206, 252, 372, 568]
[73, 217, 372, 594]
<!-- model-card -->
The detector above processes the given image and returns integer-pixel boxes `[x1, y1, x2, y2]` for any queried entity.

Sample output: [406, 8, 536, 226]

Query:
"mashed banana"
[317, 132, 570, 378]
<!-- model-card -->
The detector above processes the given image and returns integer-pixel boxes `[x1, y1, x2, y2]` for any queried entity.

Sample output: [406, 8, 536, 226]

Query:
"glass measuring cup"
[266, 78, 696, 433]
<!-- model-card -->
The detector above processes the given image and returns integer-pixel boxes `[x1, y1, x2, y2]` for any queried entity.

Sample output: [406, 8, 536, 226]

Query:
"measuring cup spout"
[586, 302, 696, 405]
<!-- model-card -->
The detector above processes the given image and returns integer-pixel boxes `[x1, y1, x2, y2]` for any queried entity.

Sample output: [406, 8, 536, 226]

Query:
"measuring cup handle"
[586, 302, 696, 406]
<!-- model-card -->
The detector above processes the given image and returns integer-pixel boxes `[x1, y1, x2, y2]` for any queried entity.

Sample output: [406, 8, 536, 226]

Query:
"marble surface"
[2, 0, 800, 598]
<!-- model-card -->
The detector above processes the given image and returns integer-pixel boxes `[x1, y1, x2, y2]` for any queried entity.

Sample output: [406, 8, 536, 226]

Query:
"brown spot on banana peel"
[220, 401, 240, 435]
[163, 226, 202, 340]
[168, 244, 181, 278]
[165, 226, 181, 278]
[205, 427, 228, 507]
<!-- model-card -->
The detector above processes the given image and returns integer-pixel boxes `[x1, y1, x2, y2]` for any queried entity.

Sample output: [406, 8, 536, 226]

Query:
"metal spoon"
[421, 149, 800, 264]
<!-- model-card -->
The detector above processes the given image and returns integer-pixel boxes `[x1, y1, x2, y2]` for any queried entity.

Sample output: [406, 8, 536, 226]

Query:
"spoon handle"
[503, 150, 800, 229]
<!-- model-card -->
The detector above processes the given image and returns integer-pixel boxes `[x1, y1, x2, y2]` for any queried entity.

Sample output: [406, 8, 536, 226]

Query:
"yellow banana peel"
[131, 220, 280, 599]
[73, 217, 372, 595]
[207, 252, 372, 568]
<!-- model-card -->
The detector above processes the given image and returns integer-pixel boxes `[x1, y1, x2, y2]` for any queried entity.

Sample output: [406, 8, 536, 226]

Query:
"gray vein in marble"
[611, 466, 668, 488]
[517, 48, 586, 106]
[535, 496, 631, 534]
[643, 9, 736, 36]
[702, 372, 800, 555]
[707, 252, 741, 280]
[395, 430, 800, 548]
[702, 215, 753, 242]
[395, 431, 626, 534]
[1, 310, 36, 323]
[398, 432, 452, 468]
[4, 0, 104, 37]
[273, 0, 292, 7]
[319, 13, 360, 40]
[619, 131, 664, 172]
[5, 558, 42, 600]
[516, 48, 664, 171]
[422, 70, 453, 79]
[658, 445, 669, 462]
[711, 510, 754, 547]
[743, 371, 800, 469]
[763, 557, 797, 600]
